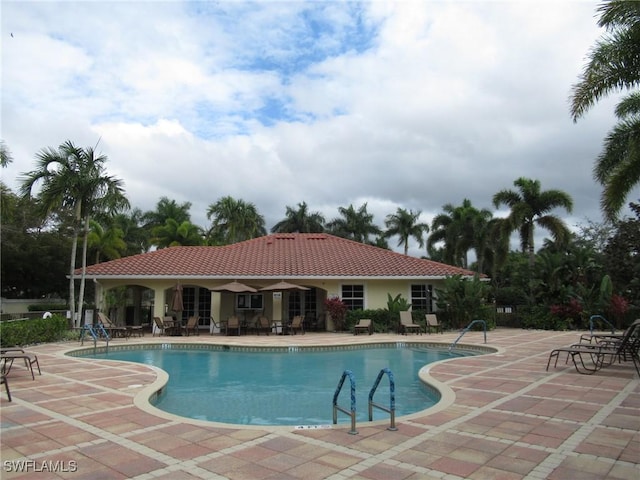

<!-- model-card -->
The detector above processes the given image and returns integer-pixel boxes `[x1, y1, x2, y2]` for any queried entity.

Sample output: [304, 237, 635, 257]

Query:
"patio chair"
[1, 374, 11, 401]
[97, 312, 129, 338]
[152, 316, 166, 336]
[1, 351, 41, 380]
[546, 319, 640, 375]
[425, 314, 443, 334]
[226, 315, 240, 336]
[289, 315, 304, 335]
[399, 311, 422, 335]
[354, 318, 372, 335]
[255, 315, 271, 335]
[184, 316, 199, 336]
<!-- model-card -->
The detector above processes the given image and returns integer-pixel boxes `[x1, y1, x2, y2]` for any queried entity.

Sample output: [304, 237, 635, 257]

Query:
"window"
[236, 293, 263, 310]
[411, 284, 433, 312]
[198, 288, 211, 327]
[341, 285, 364, 310]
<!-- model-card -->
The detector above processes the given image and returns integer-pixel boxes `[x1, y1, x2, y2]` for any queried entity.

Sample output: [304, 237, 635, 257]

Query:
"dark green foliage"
[27, 304, 68, 312]
[436, 275, 490, 329]
[0, 314, 70, 347]
[345, 309, 393, 333]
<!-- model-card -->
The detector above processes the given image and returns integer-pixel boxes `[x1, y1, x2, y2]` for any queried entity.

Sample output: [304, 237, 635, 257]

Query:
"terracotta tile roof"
[79, 233, 479, 279]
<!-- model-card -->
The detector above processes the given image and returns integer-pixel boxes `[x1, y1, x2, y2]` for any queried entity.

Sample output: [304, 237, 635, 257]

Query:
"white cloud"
[2, 0, 638, 259]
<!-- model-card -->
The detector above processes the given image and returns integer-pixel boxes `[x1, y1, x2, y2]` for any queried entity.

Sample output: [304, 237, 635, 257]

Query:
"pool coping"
[62, 340, 501, 432]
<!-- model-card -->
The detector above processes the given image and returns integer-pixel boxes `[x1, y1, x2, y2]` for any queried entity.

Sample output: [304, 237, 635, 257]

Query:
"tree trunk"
[69, 202, 83, 327]
[77, 214, 91, 327]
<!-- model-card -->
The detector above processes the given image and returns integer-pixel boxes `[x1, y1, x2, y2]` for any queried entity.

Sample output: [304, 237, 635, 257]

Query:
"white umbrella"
[259, 281, 310, 291]
[210, 281, 257, 293]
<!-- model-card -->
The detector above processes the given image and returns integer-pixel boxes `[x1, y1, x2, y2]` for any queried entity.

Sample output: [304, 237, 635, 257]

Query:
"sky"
[2, 0, 639, 257]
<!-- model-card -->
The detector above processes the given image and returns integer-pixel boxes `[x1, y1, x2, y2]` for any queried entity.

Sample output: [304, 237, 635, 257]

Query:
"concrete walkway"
[1, 329, 638, 479]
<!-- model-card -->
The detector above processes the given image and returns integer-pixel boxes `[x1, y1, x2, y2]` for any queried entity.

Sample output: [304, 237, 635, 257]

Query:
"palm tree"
[384, 208, 429, 256]
[108, 208, 150, 255]
[87, 220, 127, 263]
[151, 218, 203, 248]
[1, 140, 13, 168]
[571, 0, 640, 220]
[20, 140, 129, 325]
[427, 199, 492, 269]
[206, 196, 266, 244]
[143, 197, 191, 230]
[593, 93, 640, 220]
[492, 177, 573, 268]
[271, 202, 325, 233]
[326, 203, 381, 243]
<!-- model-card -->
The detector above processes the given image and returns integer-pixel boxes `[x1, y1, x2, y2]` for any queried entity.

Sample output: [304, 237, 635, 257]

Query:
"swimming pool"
[80, 344, 473, 426]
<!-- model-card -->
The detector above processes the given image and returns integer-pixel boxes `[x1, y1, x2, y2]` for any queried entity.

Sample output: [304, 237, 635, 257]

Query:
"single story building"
[78, 233, 480, 331]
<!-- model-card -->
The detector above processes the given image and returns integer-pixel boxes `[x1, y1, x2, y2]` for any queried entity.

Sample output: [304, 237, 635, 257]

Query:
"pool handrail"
[368, 368, 397, 431]
[589, 314, 616, 335]
[333, 369, 358, 435]
[449, 319, 487, 351]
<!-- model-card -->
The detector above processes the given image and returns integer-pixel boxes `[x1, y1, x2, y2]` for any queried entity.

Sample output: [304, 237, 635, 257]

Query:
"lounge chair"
[97, 312, 129, 338]
[425, 314, 443, 334]
[184, 316, 199, 336]
[399, 311, 422, 335]
[289, 315, 304, 335]
[1, 374, 11, 401]
[226, 315, 240, 336]
[354, 318, 372, 335]
[1, 351, 41, 380]
[547, 319, 640, 375]
[152, 316, 166, 336]
[255, 315, 271, 335]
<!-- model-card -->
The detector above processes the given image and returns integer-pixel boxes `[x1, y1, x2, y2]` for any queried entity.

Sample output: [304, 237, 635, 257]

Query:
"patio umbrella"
[171, 283, 184, 312]
[259, 281, 310, 291]
[169, 283, 185, 334]
[210, 281, 257, 293]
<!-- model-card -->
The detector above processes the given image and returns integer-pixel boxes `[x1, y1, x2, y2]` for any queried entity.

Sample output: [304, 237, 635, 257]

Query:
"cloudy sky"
[2, 0, 638, 256]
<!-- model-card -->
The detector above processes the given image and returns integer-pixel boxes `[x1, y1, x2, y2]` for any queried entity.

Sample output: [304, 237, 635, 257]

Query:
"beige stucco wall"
[92, 278, 444, 326]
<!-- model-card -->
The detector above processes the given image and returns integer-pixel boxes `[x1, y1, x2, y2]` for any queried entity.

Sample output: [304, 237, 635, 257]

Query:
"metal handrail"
[589, 315, 616, 335]
[449, 319, 487, 351]
[80, 323, 110, 350]
[368, 368, 397, 431]
[80, 324, 98, 347]
[333, 370, 358, 435]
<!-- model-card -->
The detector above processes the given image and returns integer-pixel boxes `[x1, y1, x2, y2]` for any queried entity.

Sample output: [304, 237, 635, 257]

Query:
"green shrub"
[346, 309, 394, 333]
[520, 306, 569, 330]
[0, 314, 70, 347]
[27, 304, 68, 312]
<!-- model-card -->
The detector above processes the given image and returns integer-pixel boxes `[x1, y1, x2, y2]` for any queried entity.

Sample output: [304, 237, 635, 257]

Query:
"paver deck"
[1, 329, 638, 479]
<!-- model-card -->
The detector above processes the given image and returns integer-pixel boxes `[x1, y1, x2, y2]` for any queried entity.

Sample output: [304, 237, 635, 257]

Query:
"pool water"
[87, 346, 468, 426]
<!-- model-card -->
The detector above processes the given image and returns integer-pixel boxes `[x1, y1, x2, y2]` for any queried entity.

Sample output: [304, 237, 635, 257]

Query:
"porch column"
[210, 291, 222, 334]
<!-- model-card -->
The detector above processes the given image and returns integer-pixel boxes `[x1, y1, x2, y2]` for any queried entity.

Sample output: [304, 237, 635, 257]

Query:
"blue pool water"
[85, 345, 470, 426]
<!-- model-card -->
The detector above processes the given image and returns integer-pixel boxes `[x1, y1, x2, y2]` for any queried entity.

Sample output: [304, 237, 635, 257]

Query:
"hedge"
[0, 314, 70, 347]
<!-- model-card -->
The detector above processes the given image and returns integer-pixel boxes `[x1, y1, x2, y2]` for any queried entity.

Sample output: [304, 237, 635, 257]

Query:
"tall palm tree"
[20, 140, 129, 325]
[206, 196, 266, 244]
[427, 199, 492, 269]
[384, 208, 429, 256]
[492, 177, 573, 268]
[271, 201, 325, 233]
[571, 0, 640, 220]
[326, 203, 381, 243]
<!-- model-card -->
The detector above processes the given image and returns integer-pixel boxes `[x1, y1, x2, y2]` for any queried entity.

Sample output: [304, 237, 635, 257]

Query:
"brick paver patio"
[1, 329, 638, 479]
